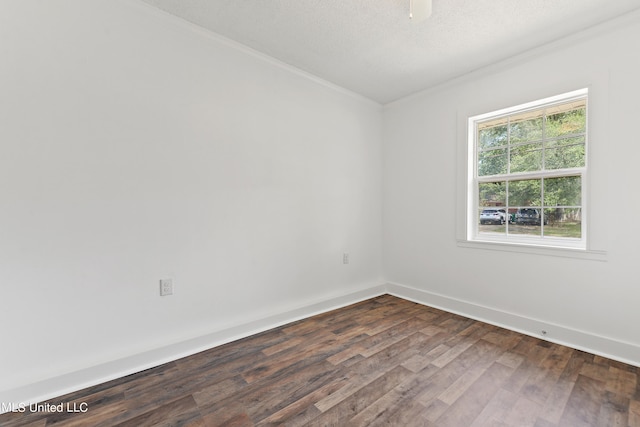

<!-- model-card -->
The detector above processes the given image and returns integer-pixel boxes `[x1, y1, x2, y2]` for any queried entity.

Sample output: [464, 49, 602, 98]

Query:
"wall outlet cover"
[160, 279, 173, 296]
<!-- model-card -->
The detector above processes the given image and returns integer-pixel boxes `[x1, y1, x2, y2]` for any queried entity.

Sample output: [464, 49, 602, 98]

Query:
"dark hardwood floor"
[2, 295, 639, 426]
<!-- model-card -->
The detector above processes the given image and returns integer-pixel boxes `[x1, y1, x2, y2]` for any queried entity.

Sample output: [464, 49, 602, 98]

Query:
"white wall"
[0, 0, 382, 398]
[383, 13, 640, 364]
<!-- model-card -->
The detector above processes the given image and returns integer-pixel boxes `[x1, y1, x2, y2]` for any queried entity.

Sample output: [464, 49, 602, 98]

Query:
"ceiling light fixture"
[410, 0, 432, 22]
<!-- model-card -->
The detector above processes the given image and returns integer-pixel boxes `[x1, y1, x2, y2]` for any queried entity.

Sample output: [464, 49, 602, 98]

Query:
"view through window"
[469, 89, 588, 248]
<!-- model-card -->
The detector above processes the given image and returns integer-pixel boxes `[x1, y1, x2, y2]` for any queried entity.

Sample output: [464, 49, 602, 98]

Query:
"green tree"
[479, 182, 505, 206]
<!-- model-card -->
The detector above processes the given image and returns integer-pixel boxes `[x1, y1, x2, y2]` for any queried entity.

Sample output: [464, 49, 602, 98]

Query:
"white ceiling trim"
[129, 0, 381, 107]
[134, 0, 640, 105]
[138, 0, 640, 104]
[384, 7, 640, 109]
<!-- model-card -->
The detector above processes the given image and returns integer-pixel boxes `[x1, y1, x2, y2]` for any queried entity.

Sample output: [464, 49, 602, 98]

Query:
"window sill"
[457, 239, 607, 261]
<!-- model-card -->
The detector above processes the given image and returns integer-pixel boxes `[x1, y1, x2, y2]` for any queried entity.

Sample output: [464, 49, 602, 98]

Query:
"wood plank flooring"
[2, 295, 639, 426]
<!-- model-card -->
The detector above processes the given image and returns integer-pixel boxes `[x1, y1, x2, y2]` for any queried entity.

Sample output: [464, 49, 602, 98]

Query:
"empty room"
[2, 0, 640, 425]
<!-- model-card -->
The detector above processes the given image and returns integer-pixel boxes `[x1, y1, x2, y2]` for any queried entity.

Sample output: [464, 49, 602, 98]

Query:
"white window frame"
[466, 88, 588, 250]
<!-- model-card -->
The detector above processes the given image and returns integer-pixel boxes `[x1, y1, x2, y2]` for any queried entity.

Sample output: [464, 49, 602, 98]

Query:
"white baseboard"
[386, 282, 640, 368]
[4, 281, 638, 414]
[0, 284, 387, 413]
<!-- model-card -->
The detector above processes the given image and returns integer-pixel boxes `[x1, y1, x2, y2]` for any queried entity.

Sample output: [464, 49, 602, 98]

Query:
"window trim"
[466, 88, 589, 250]
[456, 239, 607, 262]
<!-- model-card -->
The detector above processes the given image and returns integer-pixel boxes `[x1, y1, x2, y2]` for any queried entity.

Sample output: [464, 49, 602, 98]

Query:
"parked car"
[515, 208, 548, 225]
[480, 208, 507, 225]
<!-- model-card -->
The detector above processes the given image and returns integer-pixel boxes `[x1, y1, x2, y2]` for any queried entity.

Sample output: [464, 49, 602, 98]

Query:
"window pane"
[508, 179, 541, 206]
[544, 176, 581, 206]
[510, 143, 542, 173]
[478, 149, 507, 176]
[479, 182, 506, 207]
[479, 124, 508, 149]
[479, 182, 506, 234]
[510, 206, 544, 236]
[546, 106, 586, 138]
[478, 206, 506, 234]
[510, 113, 543, 143]
[545, 143, 585, 170]
[544, 207, 582, 238]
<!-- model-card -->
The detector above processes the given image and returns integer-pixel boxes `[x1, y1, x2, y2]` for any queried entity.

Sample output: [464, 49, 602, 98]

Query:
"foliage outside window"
[469, 89, 588, 249]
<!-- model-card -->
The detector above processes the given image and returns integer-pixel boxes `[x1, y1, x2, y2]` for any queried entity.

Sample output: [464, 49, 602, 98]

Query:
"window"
[468, 89, 588, 249]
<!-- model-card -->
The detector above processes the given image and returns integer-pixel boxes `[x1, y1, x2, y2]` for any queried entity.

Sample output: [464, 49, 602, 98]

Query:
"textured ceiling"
[140, 0, 640, 104]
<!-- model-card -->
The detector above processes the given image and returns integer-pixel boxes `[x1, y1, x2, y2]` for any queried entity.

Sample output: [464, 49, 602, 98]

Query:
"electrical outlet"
[343, 253, 349, 264]
[160, 279, 173, 296]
